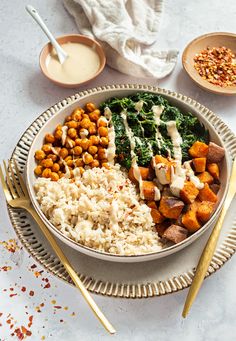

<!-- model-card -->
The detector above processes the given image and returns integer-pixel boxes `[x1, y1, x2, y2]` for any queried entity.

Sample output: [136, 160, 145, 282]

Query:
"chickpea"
[41, 158, 54, 168]
[54, 128, 63, 140]
[90, 160, 100, 168]
[82, 113, 90, 119]
[45, 133, 55, 144]
[74, 146, 83, 155]
[100, 137, 109, 147]
[72, 108, 84, 121]
[52, 163, 60, 172]
[80, 138, 91, 150]
[79, 167, 85, 175]
[68, 128, 77, 139]
[85, 102, 96, 112]
[67, 159, 74, 167]
[74, 158, 84, 167]
[65, 138, 75, 149]
[66, 120, 78, 129]
[102, 162, 110, 170]
[59, 172, 65, 179]
[42, 144, 52, 154]
[89, 109, 101, 122]
[97, 117, 108, 127]
[80, 118, 91, 129]
[83, 152, 93, 165]
[65, 115, 72, 122]
[35, 150, 46, 161]
[42, 168, 52, 178]
[79, 128, 89, 138]
[56, 124, 63, 130]
[50, 172, 59, 181]
[88, 145, 98, 155]
[64, 155, 72, 162]
[88, 123, 97, 135]
[59, 148, 69, 159]
[89, 135, 99, 145]
[47, 154, 57, 162]
[98, 148, 107, 160]
[98, 126, 108, 137]
[34, 165, 43, 176]
[75, 138, 82, 146]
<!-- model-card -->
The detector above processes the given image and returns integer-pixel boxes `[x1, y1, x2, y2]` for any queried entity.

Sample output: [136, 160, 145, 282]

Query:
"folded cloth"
[63, 0, 178, 78]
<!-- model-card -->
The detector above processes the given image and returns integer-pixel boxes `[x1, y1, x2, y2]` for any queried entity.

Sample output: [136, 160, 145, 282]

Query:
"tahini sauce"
[46, 42, 100, 84]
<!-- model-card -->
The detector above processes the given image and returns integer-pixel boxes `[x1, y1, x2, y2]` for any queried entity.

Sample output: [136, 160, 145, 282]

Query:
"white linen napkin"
[63, 0, 178, 79]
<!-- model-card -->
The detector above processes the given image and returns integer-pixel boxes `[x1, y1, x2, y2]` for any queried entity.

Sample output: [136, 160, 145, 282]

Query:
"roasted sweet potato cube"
[189, 141, 209, 158]
[142, 181, 158, 201]
[210, 183, 220, 194]
[150, 208, 165, 224]
[207, 163, 220, 180]
[162, 224, 188, 244]
[198, 183, 218, 203]
[196, 201, 215, 223]
[182, 204, 201, 232]
[128, 166, 149, 183]
[156, 221, 170, 237]
[192, 157, 206, 172]
[159, 196, 184, 219]
[180, 181, 199, 204]
[147, 201, 157, 209]
[152, 155, 169, 167]
[207, 142, 225, 163]
[197, 171, 214, 185]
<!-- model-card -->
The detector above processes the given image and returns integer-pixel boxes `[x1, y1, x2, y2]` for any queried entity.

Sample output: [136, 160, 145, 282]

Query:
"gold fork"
[0, 159, 116, 335]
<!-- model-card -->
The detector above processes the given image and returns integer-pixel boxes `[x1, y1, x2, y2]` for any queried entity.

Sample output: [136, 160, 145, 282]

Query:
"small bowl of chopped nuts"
[182, 32, 236, 95]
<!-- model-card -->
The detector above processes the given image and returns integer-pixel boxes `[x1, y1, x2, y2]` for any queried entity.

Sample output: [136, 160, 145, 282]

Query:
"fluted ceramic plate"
[9, 84, 236, 297]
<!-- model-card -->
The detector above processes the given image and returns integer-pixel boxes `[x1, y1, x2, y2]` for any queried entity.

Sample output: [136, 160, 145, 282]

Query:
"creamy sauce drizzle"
[104, 107, 116, 164]
[46, 42, 100, 84]
[51, 146, 71, 178]
[152, 105, 164, 149]
[166, 121, 183, 162]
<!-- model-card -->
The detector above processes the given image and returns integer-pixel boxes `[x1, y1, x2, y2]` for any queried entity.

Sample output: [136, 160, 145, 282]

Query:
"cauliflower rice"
[34, 165, 163, 255]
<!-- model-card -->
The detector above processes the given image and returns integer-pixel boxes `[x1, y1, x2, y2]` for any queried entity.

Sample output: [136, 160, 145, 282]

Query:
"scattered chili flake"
[0, 238, 19, 253]
[28, 315, 33, 328]
[0, 265, 12, 272]
[44, 283, 51, 289]
[30, 264, 37, 269]
[41, 336, 46, 340]
[194, 46, 236, 87]
[64, 306, 68, 311]
[21, 286, 26, 292]
[51, 300, 56, 305]
[0, 312, 3, 317]
[60, 319, 64, 323]
[54, 306, 62, 309]
[34, 271, 41, 278]
[29, 290, 34, 296]
[9, 293, 17, 298]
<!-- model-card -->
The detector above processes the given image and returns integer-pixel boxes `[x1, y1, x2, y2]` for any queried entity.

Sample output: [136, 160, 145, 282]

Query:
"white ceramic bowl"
[26, 85, 230, 263]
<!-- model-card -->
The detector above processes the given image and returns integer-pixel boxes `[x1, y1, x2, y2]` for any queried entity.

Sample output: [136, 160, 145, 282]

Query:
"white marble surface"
[0, 0, 236, 340]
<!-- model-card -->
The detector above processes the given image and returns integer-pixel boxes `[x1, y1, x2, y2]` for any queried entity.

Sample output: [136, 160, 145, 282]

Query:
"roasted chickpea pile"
[34, 102, 110, 181]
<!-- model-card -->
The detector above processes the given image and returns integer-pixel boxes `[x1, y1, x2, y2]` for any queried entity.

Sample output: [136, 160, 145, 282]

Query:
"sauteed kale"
[100, 93, 209, 169]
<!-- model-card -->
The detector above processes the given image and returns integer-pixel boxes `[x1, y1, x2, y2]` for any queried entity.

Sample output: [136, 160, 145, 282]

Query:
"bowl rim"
[39, 34, 106, 88]
[26, 84, 231, 260]
[182, 32, 236, 95]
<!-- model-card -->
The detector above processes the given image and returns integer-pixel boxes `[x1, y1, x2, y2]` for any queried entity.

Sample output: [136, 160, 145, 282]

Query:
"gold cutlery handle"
[182, 159, 236, 318]
[28, 207, 116, 334]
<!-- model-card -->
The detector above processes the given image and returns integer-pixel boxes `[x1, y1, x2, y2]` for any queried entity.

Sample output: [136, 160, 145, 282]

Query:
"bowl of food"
[182, 32, 236, 95]
[40, 34, 106, 88]
[26, 85, 230, 262]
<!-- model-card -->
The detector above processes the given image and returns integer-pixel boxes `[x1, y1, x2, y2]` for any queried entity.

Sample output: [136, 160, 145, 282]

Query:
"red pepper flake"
[30, 264, 37, 269]
[21, 286, 26, 292]
[0, 312, 3, 317]
[7, 319, 11, 324]
[28, 315, 33, 328]
[29, 290, 34, 297]
[9, 293, 17, 298]
[54, 305, 62, 309]
[10, 287, 14, 291]
[60, 319, 64, 323]
[44, 283, 51, 289]
[0, 265, 12, 272]
[40, 303, 45, 307]
[34, 271, 41, 278]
